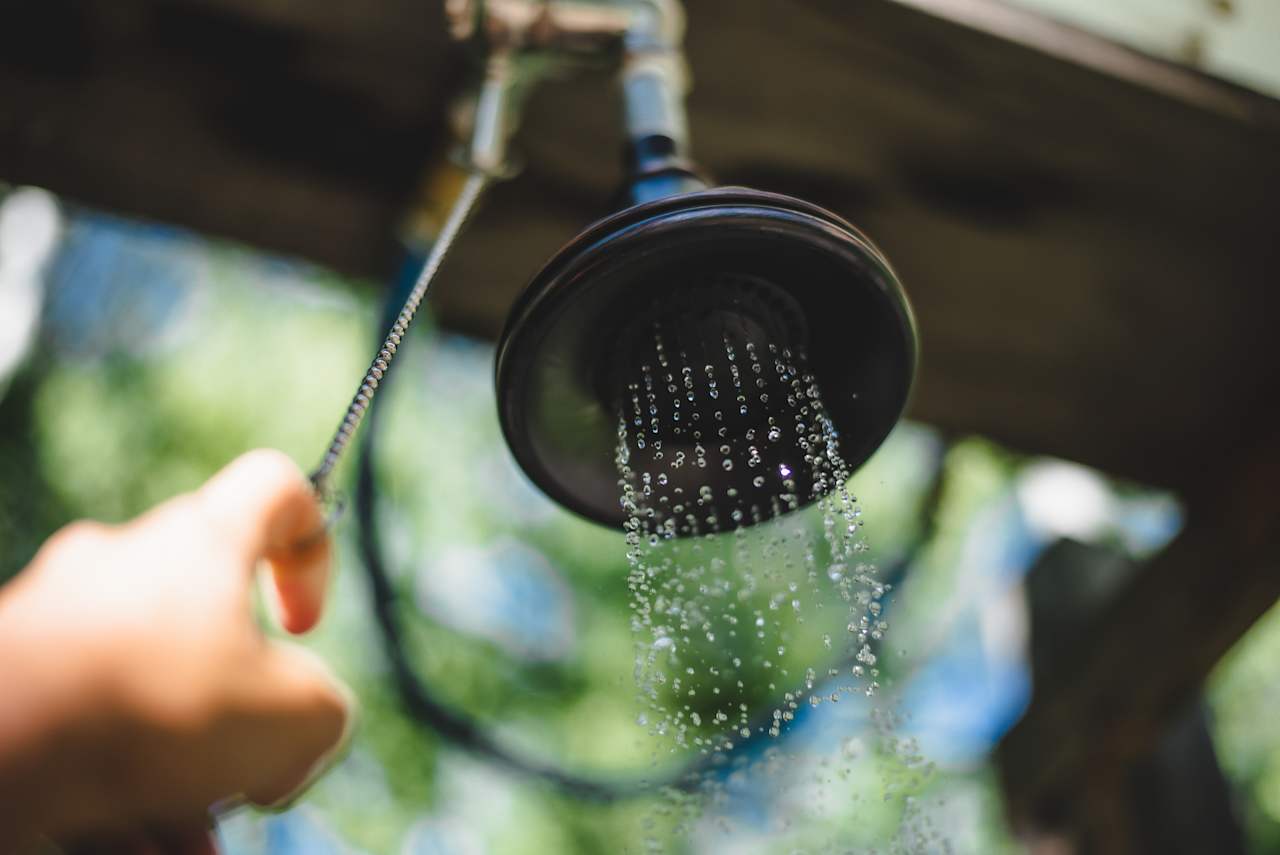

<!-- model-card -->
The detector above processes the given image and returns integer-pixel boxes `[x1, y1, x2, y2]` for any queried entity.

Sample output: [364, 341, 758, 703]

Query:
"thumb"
[236, 641, 354, 809]
[198, 449, 333, 634]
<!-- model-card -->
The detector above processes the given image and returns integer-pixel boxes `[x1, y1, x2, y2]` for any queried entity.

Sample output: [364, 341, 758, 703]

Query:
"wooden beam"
[0, 0, 458, 274]
[998, 439, 1280, 850]
[1, 0, 1278, 495]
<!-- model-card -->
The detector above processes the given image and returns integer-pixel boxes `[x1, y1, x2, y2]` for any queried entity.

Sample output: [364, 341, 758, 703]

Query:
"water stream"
[616, 323, 891, 757]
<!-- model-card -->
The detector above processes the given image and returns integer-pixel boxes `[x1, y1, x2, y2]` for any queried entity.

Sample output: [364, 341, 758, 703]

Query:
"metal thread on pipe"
[623, 53, 689, 150]
[469, 52, 516, 177]
[620, 0, 704, 204]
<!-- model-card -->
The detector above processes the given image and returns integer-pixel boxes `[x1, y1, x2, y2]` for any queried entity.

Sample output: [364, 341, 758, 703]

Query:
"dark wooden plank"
[455, 0, 1280, 494]
[1, 0, 1278, 496]
[0, 0, 458, 275]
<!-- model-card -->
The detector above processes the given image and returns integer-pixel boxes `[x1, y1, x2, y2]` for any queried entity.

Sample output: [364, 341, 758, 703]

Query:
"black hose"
[350, 286, 948, 800]
[353, 409, 640, 801]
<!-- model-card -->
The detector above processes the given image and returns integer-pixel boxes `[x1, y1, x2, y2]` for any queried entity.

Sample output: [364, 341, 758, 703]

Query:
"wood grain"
[2, 0, 1275, 496]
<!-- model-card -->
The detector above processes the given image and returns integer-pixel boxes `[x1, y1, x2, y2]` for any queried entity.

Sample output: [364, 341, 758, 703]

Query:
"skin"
[0, 450, 354, 853]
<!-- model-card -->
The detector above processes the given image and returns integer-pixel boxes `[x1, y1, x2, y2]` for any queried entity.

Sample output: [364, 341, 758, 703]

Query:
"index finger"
[198, 449, 332, 634]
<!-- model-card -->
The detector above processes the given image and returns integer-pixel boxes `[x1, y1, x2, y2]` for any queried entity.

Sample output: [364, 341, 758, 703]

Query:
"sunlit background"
[2, 178, 1276, 853]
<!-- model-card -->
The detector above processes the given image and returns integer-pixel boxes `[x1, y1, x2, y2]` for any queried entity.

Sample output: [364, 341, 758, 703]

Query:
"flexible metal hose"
[309, 172, 489, 501]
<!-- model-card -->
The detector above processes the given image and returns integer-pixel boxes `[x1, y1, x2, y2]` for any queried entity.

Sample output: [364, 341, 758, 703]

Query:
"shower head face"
[495, 187, 917, 532]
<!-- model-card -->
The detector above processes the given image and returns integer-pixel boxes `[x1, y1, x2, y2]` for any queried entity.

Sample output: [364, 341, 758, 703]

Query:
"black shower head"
[495, 186, 917, 533]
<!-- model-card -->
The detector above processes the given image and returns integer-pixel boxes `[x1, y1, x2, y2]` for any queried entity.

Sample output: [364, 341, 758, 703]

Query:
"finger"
[263, 533, 332, 635]
[198, 449, 332, 633]
[236, 641, 353, 808]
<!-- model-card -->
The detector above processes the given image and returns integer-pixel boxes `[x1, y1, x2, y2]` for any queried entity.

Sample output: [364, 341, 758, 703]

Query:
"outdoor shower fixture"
[312, 0, 917, 528]
[479, 0, 918, 532]
[307, 0, 920, 800]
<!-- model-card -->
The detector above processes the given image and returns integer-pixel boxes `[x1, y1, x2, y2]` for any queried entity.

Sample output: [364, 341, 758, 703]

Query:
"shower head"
[432, 0, 920, 534]
[495, 185, 917, 532]
[332, 0, 918, 802]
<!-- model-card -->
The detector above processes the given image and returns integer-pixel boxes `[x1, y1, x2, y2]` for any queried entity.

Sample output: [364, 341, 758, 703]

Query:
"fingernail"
[289, 524, 330, 553]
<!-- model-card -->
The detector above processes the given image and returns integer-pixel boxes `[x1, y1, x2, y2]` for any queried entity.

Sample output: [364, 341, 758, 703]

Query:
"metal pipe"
[620, 0, 704, 204]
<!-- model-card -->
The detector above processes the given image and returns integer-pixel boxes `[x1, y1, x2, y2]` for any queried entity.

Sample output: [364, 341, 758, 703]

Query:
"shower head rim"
[500, 187, 908, 344]
[495, 186, 918, 531]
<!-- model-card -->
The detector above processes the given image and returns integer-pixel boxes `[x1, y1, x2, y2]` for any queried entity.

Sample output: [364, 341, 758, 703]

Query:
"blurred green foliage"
[0, 231, 1032, 853]
[1211, 599, 1280, 852]
[4, 197, 1279, 855]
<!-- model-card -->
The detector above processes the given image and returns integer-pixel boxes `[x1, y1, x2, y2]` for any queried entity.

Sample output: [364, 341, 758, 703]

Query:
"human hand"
[0, 450, 353, 852]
